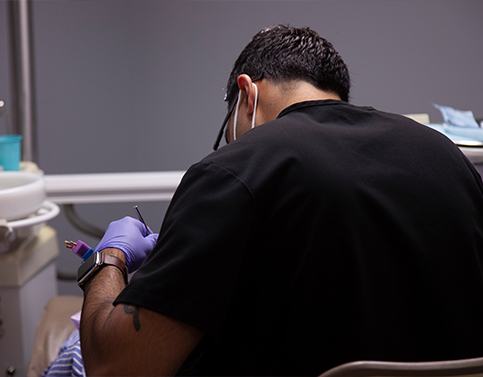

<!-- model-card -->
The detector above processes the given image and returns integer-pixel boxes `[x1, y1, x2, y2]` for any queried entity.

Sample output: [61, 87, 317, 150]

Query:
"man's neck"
[257, 80, 341, 123]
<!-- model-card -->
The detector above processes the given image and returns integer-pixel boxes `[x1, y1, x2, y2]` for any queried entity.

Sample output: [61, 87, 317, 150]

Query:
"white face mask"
[232, 83, 259, 141]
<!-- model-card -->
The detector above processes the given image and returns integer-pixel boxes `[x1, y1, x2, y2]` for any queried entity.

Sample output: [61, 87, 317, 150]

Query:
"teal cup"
[0, 135, 22, 171]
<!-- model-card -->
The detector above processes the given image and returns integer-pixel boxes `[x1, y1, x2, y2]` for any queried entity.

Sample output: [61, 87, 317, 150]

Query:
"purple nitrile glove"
[95, 216, 158, 272]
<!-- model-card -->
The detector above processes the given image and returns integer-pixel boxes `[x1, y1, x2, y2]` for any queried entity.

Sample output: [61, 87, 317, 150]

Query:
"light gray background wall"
[1, 0, 483, 294]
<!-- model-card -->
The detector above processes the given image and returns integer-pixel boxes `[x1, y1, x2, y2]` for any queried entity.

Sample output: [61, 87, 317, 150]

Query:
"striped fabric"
[43, 329, 85, 377]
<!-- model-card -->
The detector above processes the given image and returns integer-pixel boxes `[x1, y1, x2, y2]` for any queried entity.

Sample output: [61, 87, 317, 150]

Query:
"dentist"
[80, 25, 483, 376]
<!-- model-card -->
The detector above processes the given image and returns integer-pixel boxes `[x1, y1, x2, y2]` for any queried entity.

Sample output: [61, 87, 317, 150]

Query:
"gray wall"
[1, 0, 483, 294]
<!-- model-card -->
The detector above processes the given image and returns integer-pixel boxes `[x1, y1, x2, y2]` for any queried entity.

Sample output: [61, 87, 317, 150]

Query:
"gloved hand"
[95, 216, 158, 272]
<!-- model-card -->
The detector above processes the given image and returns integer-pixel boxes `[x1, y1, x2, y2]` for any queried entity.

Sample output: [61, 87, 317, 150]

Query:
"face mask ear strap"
[251, 83, 258, 129]
[233, 83, 259, 141]
[232, 89, 242, 141]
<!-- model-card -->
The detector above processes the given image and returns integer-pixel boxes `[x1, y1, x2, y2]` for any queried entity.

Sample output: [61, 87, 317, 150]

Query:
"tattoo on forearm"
[123, 305, 141, 332]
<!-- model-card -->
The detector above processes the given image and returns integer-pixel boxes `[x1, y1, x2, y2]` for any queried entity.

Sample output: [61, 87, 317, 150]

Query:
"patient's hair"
[225, 25, 351, 107]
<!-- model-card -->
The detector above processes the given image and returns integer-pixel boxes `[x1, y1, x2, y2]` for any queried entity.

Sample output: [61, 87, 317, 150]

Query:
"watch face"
[77, 252, 101, 285]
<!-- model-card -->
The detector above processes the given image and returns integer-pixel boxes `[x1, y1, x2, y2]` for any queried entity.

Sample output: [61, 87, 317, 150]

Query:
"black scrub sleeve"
[113, 161, 255, 334]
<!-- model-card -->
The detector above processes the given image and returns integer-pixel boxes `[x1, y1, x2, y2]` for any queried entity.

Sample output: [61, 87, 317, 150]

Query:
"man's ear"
[236, 74, 256, 115]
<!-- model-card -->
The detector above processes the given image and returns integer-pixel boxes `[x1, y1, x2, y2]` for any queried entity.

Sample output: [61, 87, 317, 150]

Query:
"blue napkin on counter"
[434, 104, 480, 128]
[429, 104, 483, 143]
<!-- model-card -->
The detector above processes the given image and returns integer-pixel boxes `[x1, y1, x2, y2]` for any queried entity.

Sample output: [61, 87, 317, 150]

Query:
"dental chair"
[27, 295, 83, 377]
[319, 357, 483, 377]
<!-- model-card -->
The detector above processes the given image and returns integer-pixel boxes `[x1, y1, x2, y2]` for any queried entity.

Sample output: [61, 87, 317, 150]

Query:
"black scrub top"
[114, 100, 483, 376]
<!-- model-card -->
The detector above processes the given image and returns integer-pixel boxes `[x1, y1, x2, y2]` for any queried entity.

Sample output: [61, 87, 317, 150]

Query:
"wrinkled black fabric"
[115, 100, 483, 376]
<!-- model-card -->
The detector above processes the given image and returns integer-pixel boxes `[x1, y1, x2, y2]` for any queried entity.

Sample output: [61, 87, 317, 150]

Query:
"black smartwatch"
[77, 250, 128, 289]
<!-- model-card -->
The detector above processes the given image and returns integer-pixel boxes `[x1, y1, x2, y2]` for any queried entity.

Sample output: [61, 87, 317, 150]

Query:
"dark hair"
[225, 25, 350, 107]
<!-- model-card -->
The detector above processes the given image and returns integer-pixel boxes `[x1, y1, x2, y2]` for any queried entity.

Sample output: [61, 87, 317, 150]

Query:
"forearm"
[77, 217, 202, 376]
[80, 248, 127, 374]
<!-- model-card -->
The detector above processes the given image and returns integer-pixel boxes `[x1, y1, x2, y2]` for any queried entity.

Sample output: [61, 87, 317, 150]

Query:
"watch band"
[78, 251, 128, 290]
[101, 252, 128, 284]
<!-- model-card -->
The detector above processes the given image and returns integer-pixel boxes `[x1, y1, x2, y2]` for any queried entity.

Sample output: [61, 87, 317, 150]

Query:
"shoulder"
[203, 117, 297, 166]
[200, 118, 300, 182]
